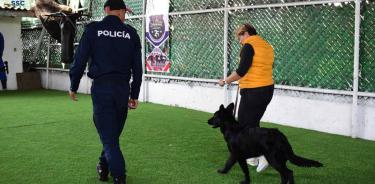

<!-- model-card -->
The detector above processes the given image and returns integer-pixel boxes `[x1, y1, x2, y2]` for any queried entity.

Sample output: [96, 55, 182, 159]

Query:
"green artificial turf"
[0, 90, 375, 184]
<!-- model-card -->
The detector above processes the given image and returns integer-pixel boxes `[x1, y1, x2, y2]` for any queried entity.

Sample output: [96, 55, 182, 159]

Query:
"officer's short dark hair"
[104, 0, 126, 10]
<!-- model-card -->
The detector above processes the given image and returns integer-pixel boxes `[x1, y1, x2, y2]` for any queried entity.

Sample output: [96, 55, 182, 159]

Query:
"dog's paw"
[240, 180, 250, 184]
[217, 168, 228, 174]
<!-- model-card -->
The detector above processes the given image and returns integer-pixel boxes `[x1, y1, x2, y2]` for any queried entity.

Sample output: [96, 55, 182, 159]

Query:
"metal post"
[223, 0, 229, 106]
[351, 0, 361, 138]
[32, 28, 46, 63]
[142, 0, 147, 102]
[46, 39, 50, 89]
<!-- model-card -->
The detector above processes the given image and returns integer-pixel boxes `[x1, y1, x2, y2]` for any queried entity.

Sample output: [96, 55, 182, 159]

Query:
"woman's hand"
[218, 79, 225, 87]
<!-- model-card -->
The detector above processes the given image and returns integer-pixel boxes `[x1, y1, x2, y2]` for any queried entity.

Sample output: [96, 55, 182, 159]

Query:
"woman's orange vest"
[239, 35, 274, 89]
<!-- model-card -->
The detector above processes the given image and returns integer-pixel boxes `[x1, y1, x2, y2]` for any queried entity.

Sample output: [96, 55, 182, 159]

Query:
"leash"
[233, 85, 240, 116]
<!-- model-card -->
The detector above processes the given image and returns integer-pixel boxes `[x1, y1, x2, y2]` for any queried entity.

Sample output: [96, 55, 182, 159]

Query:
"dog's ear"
[227, 103, 235, 112]
[220, 104, 225, 111]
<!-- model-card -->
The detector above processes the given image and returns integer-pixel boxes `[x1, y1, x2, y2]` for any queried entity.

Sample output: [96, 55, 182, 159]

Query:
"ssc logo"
[11, 0, 25, 6]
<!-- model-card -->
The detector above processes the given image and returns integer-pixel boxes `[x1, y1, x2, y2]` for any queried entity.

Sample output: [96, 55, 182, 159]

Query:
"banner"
[145, 0, 171, 73]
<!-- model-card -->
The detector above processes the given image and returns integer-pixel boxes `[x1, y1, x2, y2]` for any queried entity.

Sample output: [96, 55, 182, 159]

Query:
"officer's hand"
[69, 91, 78, 101]
[218, 79, 225, 87]
[128, 99, 139, 109]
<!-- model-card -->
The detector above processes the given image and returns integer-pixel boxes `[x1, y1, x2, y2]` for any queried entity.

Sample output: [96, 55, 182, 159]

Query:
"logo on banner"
[146, 48, 170, 73]
[146, 15, 169, 47]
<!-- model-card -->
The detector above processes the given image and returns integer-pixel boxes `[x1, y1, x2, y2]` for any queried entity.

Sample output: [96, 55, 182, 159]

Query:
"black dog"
[208, 103, 323, 184]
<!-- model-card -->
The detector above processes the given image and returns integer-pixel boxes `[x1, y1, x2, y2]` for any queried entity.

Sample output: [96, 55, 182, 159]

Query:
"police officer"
[69, 0, 142, 183]
[0, 32, 7, 90]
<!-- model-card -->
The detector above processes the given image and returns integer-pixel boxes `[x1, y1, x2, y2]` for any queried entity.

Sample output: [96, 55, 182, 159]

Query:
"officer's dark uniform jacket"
[0, 32, 6, 81]
[70, 15, 142, 99]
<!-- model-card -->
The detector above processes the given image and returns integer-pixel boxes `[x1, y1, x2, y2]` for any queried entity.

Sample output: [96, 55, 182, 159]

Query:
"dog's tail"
[275, 129, 323, 168]
[288, 154, 323, 167]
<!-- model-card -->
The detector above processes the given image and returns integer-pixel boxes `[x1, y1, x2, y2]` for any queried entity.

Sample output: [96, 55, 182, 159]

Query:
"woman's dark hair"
[236, 23, 257, 36]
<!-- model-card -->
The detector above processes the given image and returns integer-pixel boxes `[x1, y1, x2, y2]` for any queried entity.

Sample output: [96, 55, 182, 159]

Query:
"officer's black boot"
[113, 176, 126, 184]
[96, 163, 109, 181]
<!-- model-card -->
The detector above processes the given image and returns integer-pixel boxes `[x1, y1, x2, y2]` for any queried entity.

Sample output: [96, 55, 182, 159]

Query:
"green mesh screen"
[169, 0, 224, 12]
[146, 12, 224, 79]
[49, 44, 63, 67]
[125, 0, 144, 15]
[91, 0, 106, 19]
[126, 18, 143, 32]
[21, 23, 85, 69]
[20, 0, 375, 92]
[91, 0, 144, 19]
[228, 3, 355, 90]
[21, 18, 42, 29]
[359, 1, 375, 93]
[75, 24, 86, 43]
[229, 0, 326, 6]
[21, 28, 48, 66]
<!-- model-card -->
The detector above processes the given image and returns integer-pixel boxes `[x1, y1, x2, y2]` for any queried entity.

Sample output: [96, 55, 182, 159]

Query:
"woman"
[218, 23, 275, 172]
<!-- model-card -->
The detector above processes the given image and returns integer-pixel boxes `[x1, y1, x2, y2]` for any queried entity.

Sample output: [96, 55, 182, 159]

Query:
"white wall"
[37, 70, 375, 141]
[38, 70, 92, 94]
[0, 16, 23, 90]
[358, 101, 375, 140]
[143, 81, 225, 112]
[261, 93, 352, 136]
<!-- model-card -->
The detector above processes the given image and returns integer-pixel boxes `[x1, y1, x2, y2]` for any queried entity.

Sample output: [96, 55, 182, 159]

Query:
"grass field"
[1, 90, 375, 184]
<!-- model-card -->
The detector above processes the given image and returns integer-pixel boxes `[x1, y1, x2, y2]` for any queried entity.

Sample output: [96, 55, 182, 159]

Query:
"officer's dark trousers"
[238, 85, 274, 128]
[1, 79, 6, 89]
[91, 76, 129, 178]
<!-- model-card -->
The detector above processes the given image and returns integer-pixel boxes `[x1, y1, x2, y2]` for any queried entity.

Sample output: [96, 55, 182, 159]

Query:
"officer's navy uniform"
[69, 15, 142, 180]
[0, 32, 7, 90]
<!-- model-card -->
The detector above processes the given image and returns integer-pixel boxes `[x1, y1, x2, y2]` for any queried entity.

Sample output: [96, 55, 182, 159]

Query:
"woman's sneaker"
[256, 156, 269, 173]
[246, 157, 259, 166]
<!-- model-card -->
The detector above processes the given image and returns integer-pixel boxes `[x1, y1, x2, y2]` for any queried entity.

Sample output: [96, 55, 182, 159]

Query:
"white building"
[0, 3, 29, 90]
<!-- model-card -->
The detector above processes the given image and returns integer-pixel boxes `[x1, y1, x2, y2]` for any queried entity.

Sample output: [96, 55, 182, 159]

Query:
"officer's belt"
[93, 74, 129, 85]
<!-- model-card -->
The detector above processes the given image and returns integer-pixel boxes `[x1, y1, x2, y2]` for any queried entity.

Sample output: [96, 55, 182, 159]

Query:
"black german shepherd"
[208, 103, 323, 184]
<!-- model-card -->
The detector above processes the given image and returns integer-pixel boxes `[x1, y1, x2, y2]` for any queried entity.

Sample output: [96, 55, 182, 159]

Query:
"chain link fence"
[360, 0, 375, 92]
[21, 0, 375, 93]
[169, 0, 224, 12]
[229, 0, 324, 6]
[91, 0, 144, 18]
[228, 2, 355, 90]
[147, 12, 224, 79]
[21, 28, 48, 68]
[21, 23, 86, 69]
